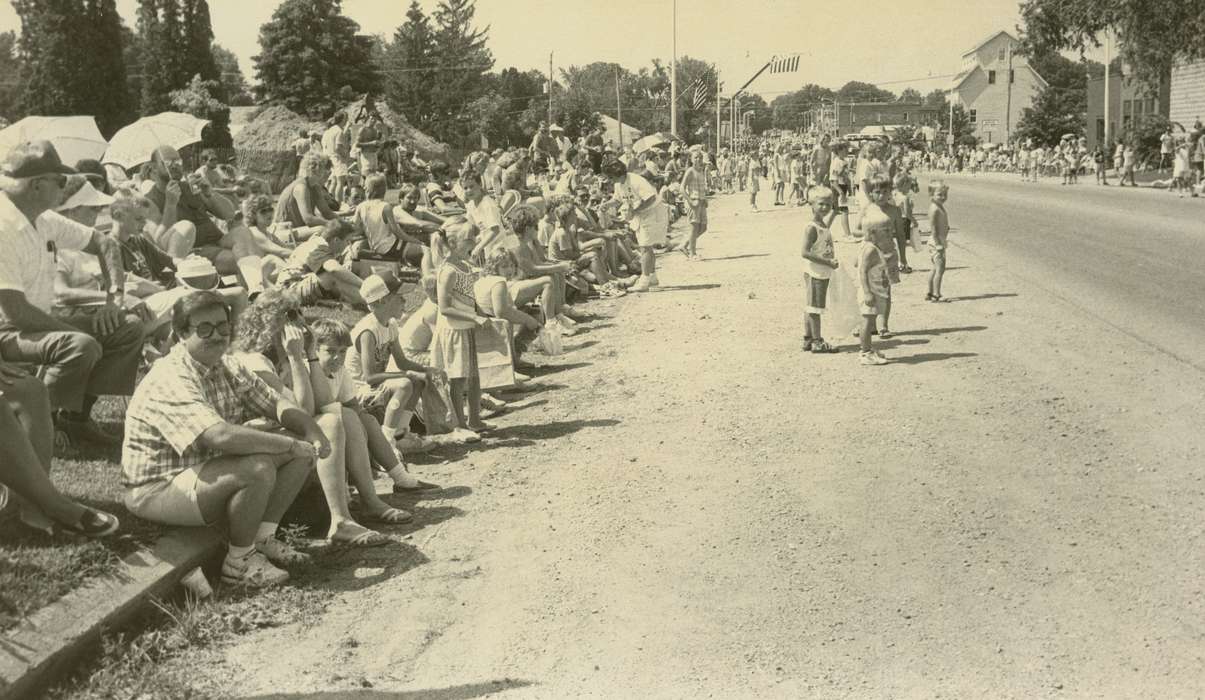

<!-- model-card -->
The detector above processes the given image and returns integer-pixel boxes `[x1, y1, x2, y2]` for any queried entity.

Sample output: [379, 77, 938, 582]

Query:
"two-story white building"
[948, 30, 1048, 144]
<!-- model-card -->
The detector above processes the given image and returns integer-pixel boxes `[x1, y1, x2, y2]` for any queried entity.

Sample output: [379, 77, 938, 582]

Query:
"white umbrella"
[103, 112, 210, 170]
[0, 116, 108, 166]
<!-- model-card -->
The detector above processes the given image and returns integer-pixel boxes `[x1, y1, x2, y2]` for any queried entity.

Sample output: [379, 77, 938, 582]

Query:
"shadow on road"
[524, 361, 592, 377]
[653, 283, 722, 292]
[243, 678, 536, 699]
[492, 418, 619, 441]
[893, 325, 987, 337]
[945, 293, 1018, 302]
[390, 485, 473, 503]
[703, 253, 771, 262]
[891, 352, 979, 365]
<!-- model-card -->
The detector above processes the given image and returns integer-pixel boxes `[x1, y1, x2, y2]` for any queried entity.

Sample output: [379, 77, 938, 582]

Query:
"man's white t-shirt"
[466, 195, 517, 255]
[345, 313, 392, 391]
[0, 195, 94, 313]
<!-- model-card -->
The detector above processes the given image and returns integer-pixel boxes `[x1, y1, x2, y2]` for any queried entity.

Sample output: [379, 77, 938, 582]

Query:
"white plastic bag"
[538, 323, 563, 356]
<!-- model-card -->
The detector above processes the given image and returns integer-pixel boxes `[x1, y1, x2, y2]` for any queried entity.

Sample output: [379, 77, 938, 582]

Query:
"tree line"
[2, 0, 1197, 152]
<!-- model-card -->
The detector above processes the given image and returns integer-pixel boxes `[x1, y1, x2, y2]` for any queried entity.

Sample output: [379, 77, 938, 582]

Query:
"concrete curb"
[0, 527, 223, 699]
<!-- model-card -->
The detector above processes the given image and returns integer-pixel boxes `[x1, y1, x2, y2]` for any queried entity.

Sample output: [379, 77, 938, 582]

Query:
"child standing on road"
[802, 186, 839, 353]
[681, 150, 709, 259]
[858, 211, 892, 366]
[926, 180, 950, 302]
[891, 172, 917, 274]
[865, 174, 900, 337]
[749, 159, 761, 210]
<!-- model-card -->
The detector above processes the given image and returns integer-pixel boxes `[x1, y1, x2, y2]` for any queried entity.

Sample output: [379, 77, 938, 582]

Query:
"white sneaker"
[648, 273, 660, 287]
[222, 551, 289, 587]
[629, 277, 651, 292]
[555, 313, 578, 327]
[256, 535, 311, 566]
[450, 427, 481, 443]
[398, 433, 436, 454]
[859, 351, 889, 366]
[549, 319, 576, 336]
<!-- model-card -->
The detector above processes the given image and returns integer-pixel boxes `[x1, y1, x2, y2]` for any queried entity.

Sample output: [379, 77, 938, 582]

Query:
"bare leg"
[641, 246, 655, 277]
[313, 412, 355, 526]
[448, 377, 467, 428]
[196, 452, 297, 547]
[860, 316, 875, 353]
[0, 396, 86, 527]
[339, 408, 390, 514]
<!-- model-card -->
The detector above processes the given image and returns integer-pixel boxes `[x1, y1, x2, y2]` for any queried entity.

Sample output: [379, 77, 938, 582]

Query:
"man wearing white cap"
[0, 140, 141, 447]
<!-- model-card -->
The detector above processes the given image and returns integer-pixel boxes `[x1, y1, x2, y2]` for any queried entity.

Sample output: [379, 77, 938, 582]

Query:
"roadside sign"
[946, 133, 955, 145]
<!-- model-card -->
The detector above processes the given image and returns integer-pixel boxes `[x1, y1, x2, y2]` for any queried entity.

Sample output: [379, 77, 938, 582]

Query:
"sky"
[0, 0, 1091, 100]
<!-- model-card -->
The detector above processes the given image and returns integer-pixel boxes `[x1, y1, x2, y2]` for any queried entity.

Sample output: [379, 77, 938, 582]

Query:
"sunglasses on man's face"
[35, 174, 68, 188]
[191, 321, 232, 339]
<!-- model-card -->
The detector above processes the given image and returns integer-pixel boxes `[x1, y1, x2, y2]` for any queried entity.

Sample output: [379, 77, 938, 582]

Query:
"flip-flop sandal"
[393, 480, 442, 494]
[811, 340, 839, 353]
[362, 507, 414, 525]
[329, 525, 390, 548]
[879, 330, 894, 339]
[467, 422, 496, 434]
[58, 508, 120, 538]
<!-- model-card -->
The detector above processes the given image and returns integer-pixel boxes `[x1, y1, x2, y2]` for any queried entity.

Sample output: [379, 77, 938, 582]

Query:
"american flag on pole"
[690, 77, 708, 110]
[770, 54, 801, 73]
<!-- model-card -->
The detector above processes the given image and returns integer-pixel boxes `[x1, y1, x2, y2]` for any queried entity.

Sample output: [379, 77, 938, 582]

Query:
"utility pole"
[548, 53, 554, 126]
[1104, 31, 1112, 150]
[1005, 40, 1014, 144]
[615, 65, 624, 150]
[670, 0, 677, 137]
[715, 75, 722, 153]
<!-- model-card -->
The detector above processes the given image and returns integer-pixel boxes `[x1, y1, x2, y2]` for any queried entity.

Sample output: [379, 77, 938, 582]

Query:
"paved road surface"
[213, 181, 1204, 699]
[933, 173, 1205, 370]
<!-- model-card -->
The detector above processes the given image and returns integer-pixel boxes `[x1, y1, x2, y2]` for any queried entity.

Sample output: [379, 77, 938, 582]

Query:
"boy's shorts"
[282, 273, 339, 305]
[803, 273, 829, 314]
[688, 200, 708, 226]
[859, 286, 889, 317]
[124, 466, 209, 527]
[931, 247, 947, 266]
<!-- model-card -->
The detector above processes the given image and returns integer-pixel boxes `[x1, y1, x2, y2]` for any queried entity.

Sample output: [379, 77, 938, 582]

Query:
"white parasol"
[0, 116, 108, 166]
[103, 112, 210, 170]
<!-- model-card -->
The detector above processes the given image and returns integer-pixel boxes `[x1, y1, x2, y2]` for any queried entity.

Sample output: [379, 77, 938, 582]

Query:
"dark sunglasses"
[191, 321, 232, 339]
[36, 174, 68, 188]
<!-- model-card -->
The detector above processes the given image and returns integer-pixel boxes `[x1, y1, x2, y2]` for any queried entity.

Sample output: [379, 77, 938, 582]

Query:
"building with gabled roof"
[947, 30, 1048, 144]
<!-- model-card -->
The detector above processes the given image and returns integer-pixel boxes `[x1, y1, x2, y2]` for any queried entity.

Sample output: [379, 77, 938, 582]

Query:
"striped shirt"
[121, 344, 281, 487]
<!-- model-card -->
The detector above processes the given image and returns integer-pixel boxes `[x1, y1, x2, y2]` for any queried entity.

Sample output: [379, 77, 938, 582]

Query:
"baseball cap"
[360, 274, 392, 304]
[57, 178, 114, 211]
[176, 256, 220, 291]
[1, 140, 76, 179]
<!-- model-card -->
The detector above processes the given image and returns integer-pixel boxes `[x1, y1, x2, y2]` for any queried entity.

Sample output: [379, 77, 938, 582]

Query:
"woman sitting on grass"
[0, 362, 119, 537]
[232, 291, 412, 547]
[506, 204, 580, 332]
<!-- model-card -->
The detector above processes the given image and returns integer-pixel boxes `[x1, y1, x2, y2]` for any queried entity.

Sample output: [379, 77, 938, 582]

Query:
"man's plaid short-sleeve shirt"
[121, 344, 280, 487]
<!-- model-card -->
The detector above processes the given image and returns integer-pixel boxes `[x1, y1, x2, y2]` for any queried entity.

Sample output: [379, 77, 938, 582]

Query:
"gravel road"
[215, 183, 1205, 699]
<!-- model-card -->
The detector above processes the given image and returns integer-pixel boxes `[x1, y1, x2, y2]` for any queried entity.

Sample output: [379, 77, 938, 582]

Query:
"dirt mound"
[233, 100, 455, 192]
[334, 96, 454, 163]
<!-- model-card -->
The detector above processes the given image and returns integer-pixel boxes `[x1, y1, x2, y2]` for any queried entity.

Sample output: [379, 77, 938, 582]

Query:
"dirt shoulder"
[186, 190, 1205, 698]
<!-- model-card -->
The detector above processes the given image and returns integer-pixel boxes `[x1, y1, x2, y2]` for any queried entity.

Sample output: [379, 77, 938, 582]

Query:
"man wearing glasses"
[0, 140, 141, 447]
[122, 291, 331, 587]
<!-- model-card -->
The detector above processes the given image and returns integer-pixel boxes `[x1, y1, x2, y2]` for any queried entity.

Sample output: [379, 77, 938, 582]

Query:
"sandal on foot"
[393, 480, 442, 494]
[362, 507, 414, 525]
[58, 508, 120, 538]
[467, 422, 496, 434]
[811, 339, 838, 353]
[802, 337, 814, 352]
[328, 524, 390, 548]
[879, 330, 894, 339]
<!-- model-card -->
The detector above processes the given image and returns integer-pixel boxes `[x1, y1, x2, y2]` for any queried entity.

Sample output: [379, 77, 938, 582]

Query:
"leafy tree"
[1014, 52, 1099, 146]
[674, 55, 716, 145]
[254, 0, 381, 118]
[138, 0, 185, 114]
[383, 0, 437, 133]
[924, 89, 947, 107]
[121, 21, 144, 114]
[181, 0, 220, 86]
[1019, 0, 1205, 88]
[427, 0, 494, 144]
[897, 88, 923, 103]
[0, 31, 24, 124]
[769, 83, 835, 130]
[736, 93, 771, 135]
[836, 80, 896, 103]
[14, 0, 132, 135]
[212, 44, 253, 106]
[170, 73, 231, 146]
